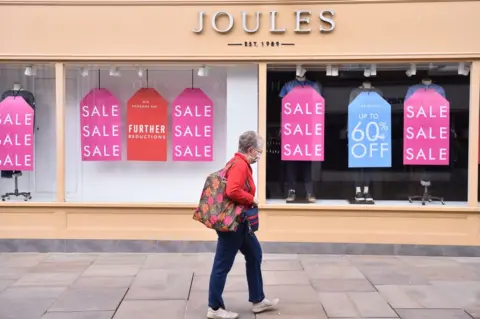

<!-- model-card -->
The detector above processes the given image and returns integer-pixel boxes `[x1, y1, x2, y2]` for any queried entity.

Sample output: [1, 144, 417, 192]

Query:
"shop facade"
[1, 0, 480, 253]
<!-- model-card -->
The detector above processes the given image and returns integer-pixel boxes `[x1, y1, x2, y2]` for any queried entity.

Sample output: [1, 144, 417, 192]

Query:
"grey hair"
[238, 131, 263, 153]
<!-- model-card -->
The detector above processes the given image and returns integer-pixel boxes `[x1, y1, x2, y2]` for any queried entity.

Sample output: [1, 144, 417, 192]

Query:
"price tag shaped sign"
[403, 89, 450, 165]
[0, 96, 35, 170]
[281, 86, 325, 161]
[348, 92, 392, 168]
[80, 88, 122, 161]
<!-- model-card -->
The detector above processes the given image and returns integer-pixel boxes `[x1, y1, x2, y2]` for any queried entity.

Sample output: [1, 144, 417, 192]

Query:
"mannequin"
[280, 65, 322, 203]
[279, 65, 322, 97]
[405, 78, 446, 100]
[405, 79, 448, 205]
[349, 81, 384, 104]
[1, 83, 36, 113]
[348, 82, 385, 204]
[0, 83, 36, 201]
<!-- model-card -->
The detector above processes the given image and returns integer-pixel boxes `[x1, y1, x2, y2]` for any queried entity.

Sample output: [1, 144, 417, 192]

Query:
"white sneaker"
[207, 307, 239, 319]
[252, 298, 279, 313]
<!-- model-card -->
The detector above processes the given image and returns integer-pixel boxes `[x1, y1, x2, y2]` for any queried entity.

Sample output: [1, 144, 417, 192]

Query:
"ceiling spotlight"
[296, 64, 306, 77]
[24, 66, 36, 76]
[137, 67, 144, 78]
[197, 66, 209, 77]
[406, 64, 417, 77]
[364, 68, 371, 78]
[80, 68, 89, 77]
[458, 62, 470, 76]
[109, 67, 120, 77]
[370, 64, 377, 76]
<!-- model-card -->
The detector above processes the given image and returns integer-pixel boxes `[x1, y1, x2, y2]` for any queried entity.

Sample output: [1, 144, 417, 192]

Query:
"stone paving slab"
[41, 311, 114, 319]
[0, 253, 480, 318]
[48, 287, 128, 312]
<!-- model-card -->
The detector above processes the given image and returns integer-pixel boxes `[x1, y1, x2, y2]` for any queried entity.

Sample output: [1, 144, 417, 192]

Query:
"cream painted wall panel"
[0, 2, 479, 60]
[32, 79, 57, 195]
[65, 77, 81, 201]
[227, 65, 259, 192]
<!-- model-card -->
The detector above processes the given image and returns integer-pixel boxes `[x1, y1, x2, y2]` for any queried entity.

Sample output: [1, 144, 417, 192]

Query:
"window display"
[266, 63, 470, 206]
[280, 65, 324, 203]
[0, 64, 57, 202]
[65, 64, 259, 203]
[347, 82, 391, 204]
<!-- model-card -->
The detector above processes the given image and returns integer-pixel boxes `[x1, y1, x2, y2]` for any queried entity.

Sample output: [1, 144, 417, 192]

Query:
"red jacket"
[225, 153, 256, 206]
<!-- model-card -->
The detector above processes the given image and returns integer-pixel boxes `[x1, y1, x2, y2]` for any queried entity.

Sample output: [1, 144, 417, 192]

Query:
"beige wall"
[2, 204, 480, 246]
[0, 0, 480, 246]
[0, 0, 479, 61]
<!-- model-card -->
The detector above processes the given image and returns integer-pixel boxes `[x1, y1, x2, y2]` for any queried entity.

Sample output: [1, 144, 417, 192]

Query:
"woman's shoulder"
[229, 155, 249, 171]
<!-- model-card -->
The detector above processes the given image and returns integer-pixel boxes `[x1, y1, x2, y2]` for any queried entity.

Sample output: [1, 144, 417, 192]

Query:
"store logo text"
[192, 10, 336, 34]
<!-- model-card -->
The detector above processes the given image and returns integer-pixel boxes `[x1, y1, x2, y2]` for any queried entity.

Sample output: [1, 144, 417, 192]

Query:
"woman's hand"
[253, 198, 259, 206]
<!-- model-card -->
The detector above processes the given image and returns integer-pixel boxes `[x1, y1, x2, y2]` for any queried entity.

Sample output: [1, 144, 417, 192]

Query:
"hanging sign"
[0, 96, 35, 170]
[403, 89, 450, 165]
[348, 92, 391, 168]
[172, 88, 214, 161]
[127, 88, 168, 161]
[281, 86, 324, 161]
[80, 88, 122, 161]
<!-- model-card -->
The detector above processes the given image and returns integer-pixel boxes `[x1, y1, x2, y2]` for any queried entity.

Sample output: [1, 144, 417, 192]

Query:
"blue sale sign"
[348, 92, 392, 168]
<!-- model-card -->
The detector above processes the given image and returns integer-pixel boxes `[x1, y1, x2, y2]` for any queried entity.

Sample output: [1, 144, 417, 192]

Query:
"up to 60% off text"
[350, 112, 389, 159]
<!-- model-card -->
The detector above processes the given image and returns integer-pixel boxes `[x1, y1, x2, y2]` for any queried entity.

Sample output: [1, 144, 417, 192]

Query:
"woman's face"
[247, 146, 263, 164]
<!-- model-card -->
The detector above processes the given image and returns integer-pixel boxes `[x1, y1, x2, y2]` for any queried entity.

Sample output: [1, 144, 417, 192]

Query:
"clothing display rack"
[408, 179, 444, 206]
[1, 172, 32, 202]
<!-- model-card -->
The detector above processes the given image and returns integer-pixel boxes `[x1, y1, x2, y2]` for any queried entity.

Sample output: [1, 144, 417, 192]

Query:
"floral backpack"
[193, 159, 247, 232]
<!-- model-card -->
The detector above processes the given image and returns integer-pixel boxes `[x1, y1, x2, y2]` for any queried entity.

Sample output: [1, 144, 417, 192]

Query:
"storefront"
[1, 0, 480, 253]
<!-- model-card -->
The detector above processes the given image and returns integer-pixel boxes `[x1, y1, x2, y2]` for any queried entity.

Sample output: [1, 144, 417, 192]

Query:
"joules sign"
[192, 10, 336, 34]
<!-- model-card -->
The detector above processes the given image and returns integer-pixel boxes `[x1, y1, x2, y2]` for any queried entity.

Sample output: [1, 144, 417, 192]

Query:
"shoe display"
[354, 192, 364, 203]
[252, 298, 280, 314]
[364, 192, 374, 204]
[307, 193, 316, 203]
[286, 190, 296, 203]
[207, 308, 239, 319]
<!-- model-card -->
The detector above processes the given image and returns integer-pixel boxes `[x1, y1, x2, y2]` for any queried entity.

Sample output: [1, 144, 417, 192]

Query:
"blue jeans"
[208, 221, 265, 309]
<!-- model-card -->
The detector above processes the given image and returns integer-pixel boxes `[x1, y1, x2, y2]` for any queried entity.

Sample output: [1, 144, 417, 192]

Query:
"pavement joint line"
[111, 287, 130, 319]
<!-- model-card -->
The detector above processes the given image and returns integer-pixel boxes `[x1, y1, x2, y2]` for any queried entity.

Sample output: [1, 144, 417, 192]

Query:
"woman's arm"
[225, 162, 254, 205]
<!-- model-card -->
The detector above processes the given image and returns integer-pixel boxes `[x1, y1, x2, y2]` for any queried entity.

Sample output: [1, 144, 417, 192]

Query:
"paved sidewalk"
[0, 253, 480, 319]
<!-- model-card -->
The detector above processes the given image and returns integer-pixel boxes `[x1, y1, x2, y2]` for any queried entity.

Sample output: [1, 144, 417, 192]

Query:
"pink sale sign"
[80, 89, 122, 161]
[0, 97, 35, 170]
[403, 89, 450, 165]
[172, 88, 214, 161]
[281, 86, 325, 161]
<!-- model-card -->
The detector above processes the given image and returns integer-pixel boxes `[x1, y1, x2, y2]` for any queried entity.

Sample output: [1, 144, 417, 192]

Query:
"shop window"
[266, 63, 470, 206]
[0, 64, 57, 202]
[65, 64, 259, 203]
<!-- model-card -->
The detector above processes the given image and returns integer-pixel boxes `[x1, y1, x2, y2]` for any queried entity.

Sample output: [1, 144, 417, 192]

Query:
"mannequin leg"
[286, 161, 296, 202]
[363, 169, 374, 203]
[303, 161, 315, 203]
[353, 169, 364, 203]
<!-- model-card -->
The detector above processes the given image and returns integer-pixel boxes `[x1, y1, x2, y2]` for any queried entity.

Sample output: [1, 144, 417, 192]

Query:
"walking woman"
[207, 131, 279, 319]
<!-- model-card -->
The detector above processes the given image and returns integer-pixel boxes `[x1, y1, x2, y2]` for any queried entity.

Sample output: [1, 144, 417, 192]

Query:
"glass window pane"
[266, 63, 470, 207]
[0, 64, 57, 202]
[65, 64, 259, 203]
